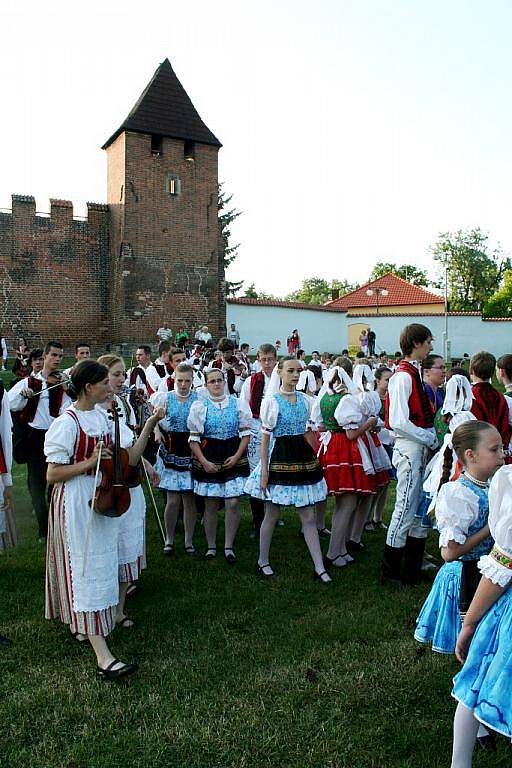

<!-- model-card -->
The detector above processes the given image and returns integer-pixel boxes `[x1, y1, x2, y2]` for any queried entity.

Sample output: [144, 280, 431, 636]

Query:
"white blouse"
[311, 393, 362, 431]
[44, 406, 113, 464]
[479, 466, 512, 587]
[187, 395, 252, 442]
[260, 392, 315, 434]
[435, 481, 481, 548]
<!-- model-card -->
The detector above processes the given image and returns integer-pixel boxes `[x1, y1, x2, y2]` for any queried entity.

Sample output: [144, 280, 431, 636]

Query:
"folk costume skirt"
[245, 434, 327, 508]
[156, 431, 194, 492]
[318, 430, 376, 496]
[414, 561, 462, 654]
[193, 435, 249, 499]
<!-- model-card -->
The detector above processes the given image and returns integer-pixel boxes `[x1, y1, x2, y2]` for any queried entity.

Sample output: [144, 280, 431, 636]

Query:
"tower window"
[184, 139, 195, 161]
[167, 173, 181, 197]
[151, 134, 163, 156]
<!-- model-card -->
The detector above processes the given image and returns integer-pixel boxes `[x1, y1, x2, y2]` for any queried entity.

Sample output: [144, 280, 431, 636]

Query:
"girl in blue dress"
[450, 464, 512, 766]
[151, 363, 198, 555]
[187, 368, 251, 563]
[415, 421, 502, 655]
[245, 357, 329, 581]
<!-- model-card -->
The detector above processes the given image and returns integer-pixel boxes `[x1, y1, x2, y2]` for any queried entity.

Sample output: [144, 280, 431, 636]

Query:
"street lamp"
[366, 287, 388, 315]
[433, 255, 449, 360]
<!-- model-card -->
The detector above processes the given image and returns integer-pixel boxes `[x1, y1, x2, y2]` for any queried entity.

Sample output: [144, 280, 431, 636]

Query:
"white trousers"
[386, 438, 429, 548]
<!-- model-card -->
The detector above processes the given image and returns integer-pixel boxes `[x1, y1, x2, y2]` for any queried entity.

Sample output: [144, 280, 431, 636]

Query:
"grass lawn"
[1, 471, 507, 768]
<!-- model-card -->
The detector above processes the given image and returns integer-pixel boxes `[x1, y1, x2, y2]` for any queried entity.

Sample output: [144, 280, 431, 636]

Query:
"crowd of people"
[1, 323, 512, 766]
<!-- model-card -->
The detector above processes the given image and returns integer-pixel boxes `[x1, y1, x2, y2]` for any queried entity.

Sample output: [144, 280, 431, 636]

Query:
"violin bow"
[82, 440, 104, 577]
[28, 375, 72, 397]
[141, 460, 166, 544]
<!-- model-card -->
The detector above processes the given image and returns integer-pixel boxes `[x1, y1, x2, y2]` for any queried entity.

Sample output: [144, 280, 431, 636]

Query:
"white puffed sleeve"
[0, 390, 12, 486]
[334, 395, 362, 430]
[237, 398, 252, 437]
[187, 400, 207, 442]
[260, 395, 280, 434]
[310, 396, 322, 429]
[435, 482, 481, 547]
[479, 466, 512, 586]
[359, 391, 381, 418]
[44, 413, 78, 464]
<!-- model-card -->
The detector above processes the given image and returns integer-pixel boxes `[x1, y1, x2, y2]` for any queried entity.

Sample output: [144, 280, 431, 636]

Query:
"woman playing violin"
[44, 360, 164, 681]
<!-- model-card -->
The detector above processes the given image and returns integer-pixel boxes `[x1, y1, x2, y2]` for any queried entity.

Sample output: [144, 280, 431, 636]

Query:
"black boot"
[402, 536, 426, 585]
[381, 544, 405, 585]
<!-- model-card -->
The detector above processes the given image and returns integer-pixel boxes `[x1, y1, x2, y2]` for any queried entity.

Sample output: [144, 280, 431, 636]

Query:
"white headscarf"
[353, 364, 375, 393]
[316, 365, 359, 401]
[442, 374, 473, 416]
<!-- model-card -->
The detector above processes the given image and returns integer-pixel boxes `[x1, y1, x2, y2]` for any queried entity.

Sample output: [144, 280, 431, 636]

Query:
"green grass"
[0, 471, 507, 768]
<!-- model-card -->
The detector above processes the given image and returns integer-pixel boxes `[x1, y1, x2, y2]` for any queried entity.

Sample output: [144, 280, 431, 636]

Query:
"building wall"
[347, 303, 444, 316]
[0, 196, 111, 349]
[107, 131, 225, 345]
[226, 302, 346, 354]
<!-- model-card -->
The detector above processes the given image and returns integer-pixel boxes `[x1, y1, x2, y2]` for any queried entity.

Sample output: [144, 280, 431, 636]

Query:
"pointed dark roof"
[102, 58, 221, 150]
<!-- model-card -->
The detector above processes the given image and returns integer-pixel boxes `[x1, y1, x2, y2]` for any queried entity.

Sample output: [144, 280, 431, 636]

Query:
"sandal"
[317, 527, 331, 538]
[126, 583, 140, 599]
[324, 554, 346, 570]
[96, 658, 138, 682]
[224, 547, 237, 565]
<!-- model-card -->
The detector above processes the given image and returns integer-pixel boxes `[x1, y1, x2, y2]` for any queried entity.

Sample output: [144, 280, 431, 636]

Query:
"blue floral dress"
[245, 392, 327, 508]
[154, 391, 198, 492]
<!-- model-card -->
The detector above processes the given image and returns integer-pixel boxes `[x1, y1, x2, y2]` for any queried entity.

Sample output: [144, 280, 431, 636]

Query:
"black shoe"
[346, 540, 365, 554]
[256, 563, 275, 577]
[0, 634, 12, 647]
[185, 545, 196, 555]
[224, 548, 237, 565]
[381, 544, 405, 584]
[317, 527, 331, 539]
[324, 554, 345, 570]
[476, 733, 496, 752]
[71, 631, 90, 647]
[96, 658, 138, 682]
[126, 583, 140, 599]
[313, 570, 332, 584]
[163, 543, 174, 556]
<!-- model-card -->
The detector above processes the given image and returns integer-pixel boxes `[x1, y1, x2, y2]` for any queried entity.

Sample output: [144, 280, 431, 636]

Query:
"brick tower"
[102, 58, 225, 344]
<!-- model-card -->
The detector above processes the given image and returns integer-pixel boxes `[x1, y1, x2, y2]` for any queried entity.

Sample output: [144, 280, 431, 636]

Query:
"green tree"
[243, 282, 259, 298]
[483, 269, 512, 317]
[369, 262, 429, 287]
[285, 277, 358, 305]
[218, 184, 242, 296]
[430, 228, 511, 311]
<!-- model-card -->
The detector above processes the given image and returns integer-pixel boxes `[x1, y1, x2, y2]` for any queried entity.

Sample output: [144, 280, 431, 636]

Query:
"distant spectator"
[228, 323, 240, 348]
[287, 330, 300, 355]
[195, 325, 213, 348]
[157, 325, 173, 343]
[359, 329, 368, 355]
[0, 335, 7, 371]
[175, 326, 189, 349]
[367, 327, 376, 356]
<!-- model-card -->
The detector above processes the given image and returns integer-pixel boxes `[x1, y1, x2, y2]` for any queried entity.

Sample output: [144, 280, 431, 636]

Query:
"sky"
[1, 0, 511, 296]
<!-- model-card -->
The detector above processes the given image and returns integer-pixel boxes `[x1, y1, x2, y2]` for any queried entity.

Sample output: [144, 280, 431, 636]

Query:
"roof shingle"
[102, 58, 221, 150]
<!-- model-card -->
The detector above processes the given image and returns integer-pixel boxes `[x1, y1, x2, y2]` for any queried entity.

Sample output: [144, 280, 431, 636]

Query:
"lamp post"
[366, 287, 388, 315]
[433, 256, 449, 360]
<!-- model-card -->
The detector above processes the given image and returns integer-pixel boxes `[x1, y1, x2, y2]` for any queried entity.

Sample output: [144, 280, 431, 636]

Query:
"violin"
[93, 400, 140, 518]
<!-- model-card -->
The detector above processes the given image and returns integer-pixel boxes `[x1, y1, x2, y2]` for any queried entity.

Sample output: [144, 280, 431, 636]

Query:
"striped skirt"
[0, 506, 17, 552]
[45, 483, 116, 637]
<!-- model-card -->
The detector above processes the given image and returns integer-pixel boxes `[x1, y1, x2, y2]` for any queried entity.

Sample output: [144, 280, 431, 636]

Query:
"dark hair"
[75, 342, 90, 352]
[332, 356, 353, 377]
[28, 348, 43, 364]
[296, 349, 305, 358]
[312, 350, 319, 355]
[399, 324, 432, 356]
[204, 367, 225, 382]
[422, 354, 444, 371]
[374, 365, 392, 382]
[240, 343, 250, 352]
[170, 347, 185, 360]
[470, 351, 496, 381]
[497, 354, 512, 382]
[44, 340, 63, 355]
[341, 349, 349, 356]
[448, 366, 471, 381]
[158, 340, 171, 355]
[438, 421, 497, 491]
[70, 360, 109, 395]
[137, 344, 152, 356]
[217, 337, 235, 353]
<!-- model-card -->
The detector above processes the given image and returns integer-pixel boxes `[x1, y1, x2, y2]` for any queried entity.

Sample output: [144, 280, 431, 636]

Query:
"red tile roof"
[226, 297, 344, 313]
[326, 272, 444, 309]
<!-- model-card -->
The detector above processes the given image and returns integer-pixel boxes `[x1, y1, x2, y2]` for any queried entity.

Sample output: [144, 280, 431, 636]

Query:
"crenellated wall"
[0, 195, 111, 349]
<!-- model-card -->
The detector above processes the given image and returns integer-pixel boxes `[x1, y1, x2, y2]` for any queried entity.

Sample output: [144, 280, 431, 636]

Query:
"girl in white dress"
[97, 354, 159, 628]
[188, 368, 251, 563]
[150, 363, 198, 554]
[44, 360, 164, 681]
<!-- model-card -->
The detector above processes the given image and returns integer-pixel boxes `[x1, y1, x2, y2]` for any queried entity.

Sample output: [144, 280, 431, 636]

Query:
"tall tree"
[285, 277, 358, 305]
[483, 269, 512, 317]
[218, 184, 242, 296]
[369, 262, 429, 287]
[430, 228, 511, 311]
